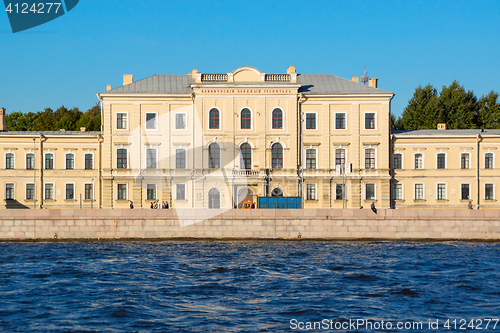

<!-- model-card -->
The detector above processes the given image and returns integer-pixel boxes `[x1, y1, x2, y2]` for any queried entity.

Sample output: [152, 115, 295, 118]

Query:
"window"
[45, 183, 54, 200]
[365, 113, 375, 129]
[241, 108, 251, 129]
[176, 149, 186, 169]
[147, 184, 156, 200]
[240, 143, 251, 169]
[393, 153, 402, 169]
[6, 183, 14, 200]
[85, 154, 93, 170]
[209, 143, 220, 169]
[175, 113, 186, 130]
[335, 113, 346, 129]
[394, 183, 403, 200]
[335, 148, 345, 166]
[65, 184, 74, 200]
[365, 148, 375, 169]
[176, 184, 186, 200]
[26, 153, 35, 170]
[209, 108, 220, 129]
[208, 188, 220, 208]
[461, 184, 470, 200]
[335, 183, 343, 200]
[461, 153, 470, 169]
[306, 183, 316, 200]
[272, 108, 283, 129]
[45, 153, 54, 170]
[306, 149, 316, 169]
[415, 153, 423, 169]
[146, 148, 157, 169]
[271, 188, 283, 197]
[365, 184, 375, 200]
[437, 183, 446, 200]
[117, 113, 127, 129]
[146, 113, 156, 130]
[117, 184, 127, 200]
[485, 184, 494, 200]
[485, 153, 494, 169]
[271, 143, 283, 168]
[117, 149, 127, 169]
[305, 113, 316, 129]
[437, 153, 445, 169]
[26, 183, 35, 200]
[85, 184, 93, 200]
[66, 153, 74, 170]
[415, 184, 424, 200]
[6, 153, 14, 169]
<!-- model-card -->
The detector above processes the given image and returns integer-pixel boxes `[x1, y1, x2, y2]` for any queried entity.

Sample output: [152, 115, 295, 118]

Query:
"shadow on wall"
[5, 200, 30, 209]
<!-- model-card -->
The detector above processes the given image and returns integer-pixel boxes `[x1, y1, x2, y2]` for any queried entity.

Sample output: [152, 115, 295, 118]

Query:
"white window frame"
[335, 182, 346, 201]
[239, 142, 253, 170]
[44, 182, 55, 200]
[65, 182, 76, 200]
[116, 112, 129, 131]
[25, 183, 36, 200]
[460, 183, 471, 201]
[208, 107, 222, 130]
[270, 141, 285, 169]
[484, 152, 495, 169]
[304, 111, 318, 131]
[145, 112, 158, 131]
[145, 147, 158, 169]
[393, 153, 403, 170]
[65, 152, 75, 170]
[146, 183, 157, 200]
[5, 152, 15, 169]
[414, 152, 425, 170]
[84, 152, 94, 170]
[436, 152, 447, 169]
[116, 183, 128, 200]
[25, 152, 36, 170]
[176, 183, 186, 201]
[305, 183, 317, 201]
[484, 183, 495, 201]
[414, 183, 425, 201]
[174, 112, 188, 131]
[460, 152, 471, 169]
[304, 147, 318, 169]
[239, 107, 254, 131]
[5, 183, 15, 200]
[270, 107, 285, 131]
[175, 148, 188, 169]
[334, 112, 348, 130]
[44, 152, 55, 170]
[436, 183, 447, 200]
[363, 111, 377, 130]
[365, 183, 377, 200]
[116, 148, 129, 169]
[84, 182, 94, 200]
[334, 147, 348, 167]
[393, 183, 404, 200]
[364, 147, 377, 170]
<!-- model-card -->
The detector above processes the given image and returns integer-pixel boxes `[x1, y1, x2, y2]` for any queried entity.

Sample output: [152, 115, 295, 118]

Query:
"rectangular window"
[305, 113, 316, 129]
[365, 148, 375, 169]
[66, 154, 75, 170]
[176, 184, 186, 200]
[365, 113, 375, 129]
[146, 113, 157, 129]
[437, 153, 445, 169]
[26, 183, 35, 200]
[45, 154, 54, 169]
[393, 153, 402, 169]
[485, 184, 494, 200]
[117, 184, 127, 200]
[6, 183, 14, 200]
[85, 154, 93, 170]
[117, 149, 127, 169]
[175, 113, 186, 130]
[335, 183, 343, 200]
[335, 113, 346, 129]
[65, 184, 74, 200]
[437, 183, 446, 200]
[45, 183, 54, 200]
[6, 153, 14, 169]
[305, 149, 316, 169]
[461, 153, 470, 169]
[176, 149, 186, 169]
[306, 183, 316, 200]
[393, 183, 403, 200]
[147, 184, 157, 200]
[485, 153, 493, 169]
[335, 148, 345, 166]
[365, 183, 375, 200]
[26, 153, 35, 170]
[415, 184, 424, 200]
[85, 184, 93, 200]
[415, 154, 423, 169]
[461, 184, 470, 200]
[146, 149, 157, 169]
[117, 113, 127, 129]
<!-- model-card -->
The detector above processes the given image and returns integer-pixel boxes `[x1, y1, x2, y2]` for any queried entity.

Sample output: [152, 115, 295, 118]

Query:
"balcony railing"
[233, 169, 260, 176]
[265, 74, 290, 82]
[201, 74, 228, 82]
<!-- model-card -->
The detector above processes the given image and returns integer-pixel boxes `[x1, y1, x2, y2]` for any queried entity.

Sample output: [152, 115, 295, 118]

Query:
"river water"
[1, 241, 499, 332]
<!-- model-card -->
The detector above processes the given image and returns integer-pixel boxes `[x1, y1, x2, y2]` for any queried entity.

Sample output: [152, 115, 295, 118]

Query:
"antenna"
[360, 65, 369, 85]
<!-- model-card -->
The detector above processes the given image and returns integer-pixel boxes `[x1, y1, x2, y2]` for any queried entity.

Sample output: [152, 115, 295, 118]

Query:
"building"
[1, 66, 498, 209]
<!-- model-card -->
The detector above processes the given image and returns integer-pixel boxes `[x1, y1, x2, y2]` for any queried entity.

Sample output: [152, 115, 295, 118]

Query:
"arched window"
[209, 143, 220, 169]
[209, 108, 220, 129]
[241, 108, 251, 129]
[240, 143, 251, 169]
[271, 188, 283, 197]
[208, 188, 220, 209]
[271, 143, 283, 168]
[272, 108, 283, 129]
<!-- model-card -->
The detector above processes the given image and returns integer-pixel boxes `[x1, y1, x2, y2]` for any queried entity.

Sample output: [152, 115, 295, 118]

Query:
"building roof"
[101, 73, 393, 95]
[393, 129, 500, 136]
[0, 131, 100, 136]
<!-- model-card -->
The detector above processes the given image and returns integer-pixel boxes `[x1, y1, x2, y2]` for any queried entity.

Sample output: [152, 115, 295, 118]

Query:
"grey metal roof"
[393, 129, 500, 136]
[0, 131, 100, 136]
[297, 74, 392, 95]
[102, 73, 393, 95]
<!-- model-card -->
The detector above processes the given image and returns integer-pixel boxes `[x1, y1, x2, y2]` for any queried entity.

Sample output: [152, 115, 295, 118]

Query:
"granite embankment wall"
[0, 208, 499, 241]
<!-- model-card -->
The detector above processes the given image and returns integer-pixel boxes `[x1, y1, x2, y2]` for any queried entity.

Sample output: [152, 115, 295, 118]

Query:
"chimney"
[190, 69, 198, 79]
[106, 85, 111, 91]
[123, 74, 133, 86]
[80, 127, 86, 132]
[437, 123, 447, 130]
[368, 78, 378, 88]
[352, 76, 359, 83]
[287, 66, 296, 74]
[0, 108, 6, 131]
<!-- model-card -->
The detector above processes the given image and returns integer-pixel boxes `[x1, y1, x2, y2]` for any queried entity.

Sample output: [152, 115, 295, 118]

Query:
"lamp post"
[33, 138, 36, 209]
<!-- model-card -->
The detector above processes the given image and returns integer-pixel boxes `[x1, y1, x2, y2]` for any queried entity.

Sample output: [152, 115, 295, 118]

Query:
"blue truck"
[258, 197, 302, 209]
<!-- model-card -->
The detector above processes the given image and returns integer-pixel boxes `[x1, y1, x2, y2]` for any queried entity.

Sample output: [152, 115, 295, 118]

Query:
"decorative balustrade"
[265, 74, 291, 82]
[201, 74, 228, 82]
[232, 170, 260, 176]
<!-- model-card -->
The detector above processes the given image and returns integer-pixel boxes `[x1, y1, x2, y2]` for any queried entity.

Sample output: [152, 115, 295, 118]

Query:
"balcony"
[233, 169, 260, 177]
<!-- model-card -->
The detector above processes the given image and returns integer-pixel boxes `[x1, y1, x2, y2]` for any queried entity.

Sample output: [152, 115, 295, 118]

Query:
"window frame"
[485, 152, 494, 169]
[117, 183, 128, 200]
[65, 153, 75, 170]
[5, 152, 15, 169]
[485, 183, 494, 200]
[25, 183, 35, 200]
[116, 148, 128, 169]
[271, 142, 284, 169]
[414, 153, 424, 170]
[5, 183, 15, 200]
[335, 148, 346, 167]
[146, 183, 157, 200]
[437, 183, 447, 200]
[208, 142, 221, 169]
[240, 143, 252, 170]
[414, 183, 425, 200]
[460, 152, 470, 169]
[84, 183, 94, 200]
[305, 112, 317, 130]
[393, 153, 402, 170]
[175, 148, 187, 169]
[44, 182, 55, 200]
[364, 112, 376, 130]
[176, 183, 186, 201]
[437, 153, 446, 169]
[393, 183, 403, 200]
[145, 148, 158, 169]
[335, 183, 344, 201]
[240, 108, 252, 130]
[84, 153, 94, 170]
[145, 112, 158, 131]
[44, 153, 54, 170]
[25, 153, 35, 170]
[208, 108, 221, 130]
[271, 108, 284, 130]
[116, 112, 128, 130]
[306, 183, 317, 201]
[65, 182, 75, 200]
[305, 148, 317, 169]
[460, 183, 471, 201]
[365, 183, 376, 200]
[364, 148, 376, 169]
[174, 112, 187, 131]
[334, 112, 347, 130]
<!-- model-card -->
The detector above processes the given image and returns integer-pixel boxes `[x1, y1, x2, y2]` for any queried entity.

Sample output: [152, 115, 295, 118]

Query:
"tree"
[438, 81, 478, 129]
[75, 104, 101, 131]
[478, 91, 500, 129]
[6, 111, 38, 131]
[54, 106, 83, 131]
[399, 84, 441, 130]
[32, 108, 57, 131]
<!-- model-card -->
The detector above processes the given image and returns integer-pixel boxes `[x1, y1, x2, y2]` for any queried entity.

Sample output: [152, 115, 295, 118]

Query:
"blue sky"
[1, 0, 499, 118]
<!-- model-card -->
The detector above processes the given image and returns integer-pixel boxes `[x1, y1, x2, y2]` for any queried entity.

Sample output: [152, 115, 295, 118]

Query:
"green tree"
[54, 106, 83, 131]
[33, 108, 57, 131]
[75, 104, 101, 131]
[400, 84, 441, 130]
[478, 91, 500, 129]
[6, 111, 39, 131]
[438, 81, 478, 129]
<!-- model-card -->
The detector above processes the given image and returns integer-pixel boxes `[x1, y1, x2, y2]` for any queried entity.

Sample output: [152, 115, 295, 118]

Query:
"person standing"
[468, 201, 473, 209]
[129, 201, 134, 209]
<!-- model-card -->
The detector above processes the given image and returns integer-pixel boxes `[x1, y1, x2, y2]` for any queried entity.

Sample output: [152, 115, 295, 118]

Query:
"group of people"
[151, 201, 169, 209]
